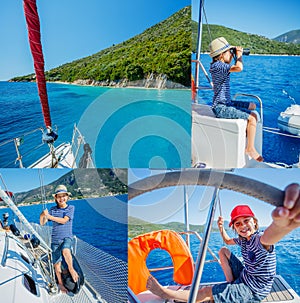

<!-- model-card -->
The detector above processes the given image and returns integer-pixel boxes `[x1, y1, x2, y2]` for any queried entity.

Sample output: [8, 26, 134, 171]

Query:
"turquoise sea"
[1, 56, 300, 168]
[0, 82, 191, 168]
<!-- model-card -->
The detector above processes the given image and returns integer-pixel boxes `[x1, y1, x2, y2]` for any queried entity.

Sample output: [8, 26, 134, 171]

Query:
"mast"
[196, 0, 204, 84]
[192, 0, 213, 102]
[23, 0, 53, 133]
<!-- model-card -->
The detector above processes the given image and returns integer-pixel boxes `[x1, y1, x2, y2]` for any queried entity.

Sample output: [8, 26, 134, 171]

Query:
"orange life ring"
[128, 229, 194, 294]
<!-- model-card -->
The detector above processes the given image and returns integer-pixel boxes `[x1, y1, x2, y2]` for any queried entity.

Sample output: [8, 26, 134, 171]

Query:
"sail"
[23, 0, 52, 128]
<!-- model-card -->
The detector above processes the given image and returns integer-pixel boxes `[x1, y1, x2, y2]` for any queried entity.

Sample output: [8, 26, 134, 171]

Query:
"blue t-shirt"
[49, 204, 74, 244]
[209, 61, 231, 108]
[234, 232, 276, 297]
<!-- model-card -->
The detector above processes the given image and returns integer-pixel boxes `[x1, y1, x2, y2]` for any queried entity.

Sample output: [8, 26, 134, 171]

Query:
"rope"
[38, 169, 51, 242]
[203, 5, 212, 42]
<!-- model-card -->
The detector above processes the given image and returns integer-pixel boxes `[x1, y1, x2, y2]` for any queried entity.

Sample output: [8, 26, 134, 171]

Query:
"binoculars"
[230, 47, 250, 56]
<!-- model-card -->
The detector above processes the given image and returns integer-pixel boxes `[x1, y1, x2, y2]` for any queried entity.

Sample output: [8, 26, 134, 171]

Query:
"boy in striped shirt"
[209, 37, 263, 162]
[147, 183, 300, 302]
[40, 185, 78, 293]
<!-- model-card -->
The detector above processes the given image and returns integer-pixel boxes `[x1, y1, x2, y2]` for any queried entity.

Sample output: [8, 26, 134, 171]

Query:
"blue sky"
[192, 0, 300, 39]
[0, 0, 189, 81]
[128, 168, 300, 227]
[0, 168, 70, 193]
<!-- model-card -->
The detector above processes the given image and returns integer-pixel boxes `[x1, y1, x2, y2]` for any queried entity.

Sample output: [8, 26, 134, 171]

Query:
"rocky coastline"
[10, 73, 188, 90]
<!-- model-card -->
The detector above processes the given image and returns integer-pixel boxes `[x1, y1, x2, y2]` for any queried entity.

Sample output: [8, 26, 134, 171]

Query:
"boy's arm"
[47, 214, 70, 224]
[41, 208, 70, 225]
[261, 183, 300, 247]
[218, 216, 236, 245]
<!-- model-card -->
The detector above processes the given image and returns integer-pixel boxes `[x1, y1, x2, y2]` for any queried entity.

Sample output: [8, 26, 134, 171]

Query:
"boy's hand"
[271, 183, 300, 230]
[235, 46, 243, 56]
[43, 209, 49, 216]
[217, 216, 224, 230]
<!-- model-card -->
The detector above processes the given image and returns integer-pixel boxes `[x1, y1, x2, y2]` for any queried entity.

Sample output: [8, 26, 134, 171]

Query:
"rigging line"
[217, 195, 226, 246]
[38, 170, 51, 242]
[203, 5, 212, 42]
[38, 169, 46, 210]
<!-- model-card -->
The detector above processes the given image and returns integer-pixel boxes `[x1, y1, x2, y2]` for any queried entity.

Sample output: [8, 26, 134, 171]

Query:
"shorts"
[213, 102, 250, 120]
[212, 253, 265, 303]
[51, 237, 74, 265]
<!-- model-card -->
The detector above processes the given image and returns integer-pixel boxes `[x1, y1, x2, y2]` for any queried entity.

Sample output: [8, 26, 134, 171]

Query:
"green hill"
[192, 22, 300, 55]
[12, 6, 191, 87]
[128, 216, 228, 238]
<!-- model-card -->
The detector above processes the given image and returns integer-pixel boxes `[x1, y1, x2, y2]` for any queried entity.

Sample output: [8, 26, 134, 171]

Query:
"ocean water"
[0, 82, 191, 168]
[196, 54, 300, 166]
[147, 230, 300, 296]
[0, 195, 128, 262]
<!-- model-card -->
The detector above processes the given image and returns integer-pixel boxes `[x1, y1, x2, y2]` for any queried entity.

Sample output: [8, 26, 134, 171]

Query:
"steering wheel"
[128, 169, 284, 207]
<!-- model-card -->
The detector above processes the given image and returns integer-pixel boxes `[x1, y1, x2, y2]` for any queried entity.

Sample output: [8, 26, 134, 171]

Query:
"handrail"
[233, 93, 263, 124]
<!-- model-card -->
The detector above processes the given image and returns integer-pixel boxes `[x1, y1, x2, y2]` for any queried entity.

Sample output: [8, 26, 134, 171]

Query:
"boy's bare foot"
[69, 268, 79, 282]
[245, 149, 264, 162]
[58, 283, 68, 294]
[146, 276, 169, 300]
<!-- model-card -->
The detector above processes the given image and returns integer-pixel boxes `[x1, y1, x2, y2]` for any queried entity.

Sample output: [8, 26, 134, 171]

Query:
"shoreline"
[51, 79, 190, 90]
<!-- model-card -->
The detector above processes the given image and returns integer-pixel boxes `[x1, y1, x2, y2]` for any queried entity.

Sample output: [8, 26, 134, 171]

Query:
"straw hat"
[229, 205, 255, 227]
[52, 185, 71, 197]
[209, 37, 233, 58]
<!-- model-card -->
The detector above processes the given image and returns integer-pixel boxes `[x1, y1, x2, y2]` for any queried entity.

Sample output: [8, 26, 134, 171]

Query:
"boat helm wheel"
[128, 169, 284, 207]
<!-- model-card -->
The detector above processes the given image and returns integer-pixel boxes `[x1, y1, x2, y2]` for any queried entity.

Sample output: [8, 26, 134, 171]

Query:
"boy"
[209, 37, 263, 162]
[40, 185, 78, 293]
[147, 183, 300, 302]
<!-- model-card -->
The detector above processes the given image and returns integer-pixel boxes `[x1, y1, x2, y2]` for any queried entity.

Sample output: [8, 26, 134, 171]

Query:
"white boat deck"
[135, 276, 300, 303]
[0, 230, 108, 303]
[29, 142, 76, 168]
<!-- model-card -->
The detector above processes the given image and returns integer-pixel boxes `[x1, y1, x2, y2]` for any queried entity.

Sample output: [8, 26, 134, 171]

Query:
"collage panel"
[191, 0, 300, 169]
[0, 168, 128, 302]
[0, 0, 191, 169]
[128, 168, 300, 303]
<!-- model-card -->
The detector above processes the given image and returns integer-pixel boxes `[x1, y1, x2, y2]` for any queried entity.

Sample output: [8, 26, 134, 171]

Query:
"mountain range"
[274, 29, 300, 44]
[0, 169, 127, 206]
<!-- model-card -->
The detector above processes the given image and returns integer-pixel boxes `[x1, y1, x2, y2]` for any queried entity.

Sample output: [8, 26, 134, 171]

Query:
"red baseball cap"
[229, 205, 255, 227]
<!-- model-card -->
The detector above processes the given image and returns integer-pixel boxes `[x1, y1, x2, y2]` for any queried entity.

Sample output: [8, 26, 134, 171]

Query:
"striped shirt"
[49, 204, 74, 245]
[234, 231, 276, 297]
[209, 61, 231, 108]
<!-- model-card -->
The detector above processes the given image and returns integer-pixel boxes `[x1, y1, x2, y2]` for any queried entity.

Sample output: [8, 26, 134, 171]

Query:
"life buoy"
[128, 229, 194, 294]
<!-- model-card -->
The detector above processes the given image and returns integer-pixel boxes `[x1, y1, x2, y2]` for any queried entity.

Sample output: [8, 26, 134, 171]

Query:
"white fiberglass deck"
[135, 276, 300, 303]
